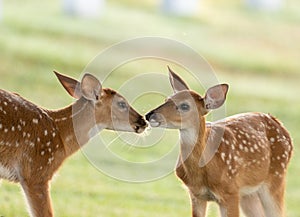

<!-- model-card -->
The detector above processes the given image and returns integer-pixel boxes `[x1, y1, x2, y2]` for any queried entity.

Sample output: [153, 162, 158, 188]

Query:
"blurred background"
[0, 0, 299, 216]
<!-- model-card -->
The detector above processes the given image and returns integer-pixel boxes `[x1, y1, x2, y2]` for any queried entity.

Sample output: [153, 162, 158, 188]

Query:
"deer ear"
[54, 70, 82, 99]
[80, 73, 102, 101]
[204, 84, 229, 111]
[168, 66, 190, 93]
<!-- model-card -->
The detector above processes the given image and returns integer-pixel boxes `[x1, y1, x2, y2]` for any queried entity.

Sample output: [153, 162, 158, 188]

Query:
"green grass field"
[0, 0, 300, 216]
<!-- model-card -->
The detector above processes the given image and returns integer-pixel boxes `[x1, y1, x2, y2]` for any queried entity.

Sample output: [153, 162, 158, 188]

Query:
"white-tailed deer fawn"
[146, 67, 293, 217]
[0, 71, 147, 217]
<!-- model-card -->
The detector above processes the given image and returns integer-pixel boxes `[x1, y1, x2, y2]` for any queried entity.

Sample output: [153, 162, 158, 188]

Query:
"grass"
[0, 0, 300, 216]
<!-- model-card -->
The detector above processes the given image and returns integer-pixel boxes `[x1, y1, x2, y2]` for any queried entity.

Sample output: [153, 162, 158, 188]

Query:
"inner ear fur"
[80, 73, 102, 101]
[204, 84, 229, 111]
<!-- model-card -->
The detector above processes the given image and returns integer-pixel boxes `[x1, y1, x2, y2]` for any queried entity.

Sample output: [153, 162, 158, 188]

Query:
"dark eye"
[118, 101, 127, 110]
[179, 103, 190, 111]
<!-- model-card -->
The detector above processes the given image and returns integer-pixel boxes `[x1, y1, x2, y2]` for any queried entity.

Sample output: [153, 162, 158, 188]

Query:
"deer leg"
[219, 194, 239, 217]
[190, 193, 207, 217]
[258, 181, 285, 217]
[20, 180, 53, 217]
[240, 193, 264, 217]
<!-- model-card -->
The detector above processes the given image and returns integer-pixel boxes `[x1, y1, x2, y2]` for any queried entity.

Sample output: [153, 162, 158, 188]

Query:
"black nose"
[146, 111, 155, 121]
[137, 116, 147, 126]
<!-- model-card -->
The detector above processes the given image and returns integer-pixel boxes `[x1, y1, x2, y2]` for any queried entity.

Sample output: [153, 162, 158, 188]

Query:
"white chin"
[149, 121, 160, 127]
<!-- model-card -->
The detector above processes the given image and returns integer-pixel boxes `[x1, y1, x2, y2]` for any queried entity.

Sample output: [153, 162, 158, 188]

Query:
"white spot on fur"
[32, 119, 39, 124]
[65, 136, 72, 142]
[48, 157, 54, 164]
[221, 153, 226, 161]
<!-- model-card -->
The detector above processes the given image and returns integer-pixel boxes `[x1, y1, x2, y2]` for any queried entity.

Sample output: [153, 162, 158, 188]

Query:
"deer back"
[0, 89, 64, 182]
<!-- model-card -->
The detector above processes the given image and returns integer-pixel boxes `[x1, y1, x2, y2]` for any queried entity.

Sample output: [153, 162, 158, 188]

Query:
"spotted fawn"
[146, 67, 292, 217]
[0, 71, 147, 217]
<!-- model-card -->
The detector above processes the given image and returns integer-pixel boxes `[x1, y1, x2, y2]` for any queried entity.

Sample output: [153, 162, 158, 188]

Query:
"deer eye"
[118, 101, 128, 110]
[179, 103, 190, 112]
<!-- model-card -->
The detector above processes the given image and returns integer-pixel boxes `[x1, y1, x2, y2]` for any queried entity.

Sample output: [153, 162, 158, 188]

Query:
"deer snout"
[136, 116, 147, 127]
[145, 110, 154, 121]
[133, 116, 148, 133]
[146, 111, 163, 127]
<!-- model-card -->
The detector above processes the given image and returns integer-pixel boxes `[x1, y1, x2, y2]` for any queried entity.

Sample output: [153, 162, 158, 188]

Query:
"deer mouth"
[133, 117, 148, 133]
[145, 111, 163, 128]
[148, 119, 161, 127]
[134, 125, 145, 133]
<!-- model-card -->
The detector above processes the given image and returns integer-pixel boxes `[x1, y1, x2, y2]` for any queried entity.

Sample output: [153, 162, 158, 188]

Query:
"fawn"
[146, 67, 293, 217]
[0, 71, 147, 217]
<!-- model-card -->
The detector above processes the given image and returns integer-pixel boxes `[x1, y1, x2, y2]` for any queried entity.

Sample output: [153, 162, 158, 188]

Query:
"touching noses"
[133, 115, 148, 133]
[145, 111, 155, 122]
[136, 115, 147, 127]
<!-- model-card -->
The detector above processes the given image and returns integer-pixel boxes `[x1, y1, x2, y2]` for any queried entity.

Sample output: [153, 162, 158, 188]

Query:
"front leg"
[219, 194, 239, 217]
[20, 180, 53, 217]
[190, 193, 207, 217]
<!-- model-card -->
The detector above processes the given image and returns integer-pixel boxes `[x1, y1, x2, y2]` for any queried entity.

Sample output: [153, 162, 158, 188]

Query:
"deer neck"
[48, 98, 103, 157]
[179, 116, 207, 167]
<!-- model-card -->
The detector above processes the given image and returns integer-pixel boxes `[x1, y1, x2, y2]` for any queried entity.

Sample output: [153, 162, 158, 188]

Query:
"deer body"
[176, 112, 292, 217]
[146, 67, 293, 217]
[0, 72, 147, 217]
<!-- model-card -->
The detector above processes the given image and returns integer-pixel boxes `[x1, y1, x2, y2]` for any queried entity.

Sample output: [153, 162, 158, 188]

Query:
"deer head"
[54, 71, 147, 134]
[146, 67, 228, 130]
